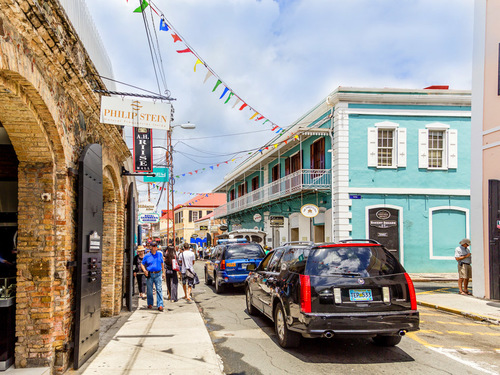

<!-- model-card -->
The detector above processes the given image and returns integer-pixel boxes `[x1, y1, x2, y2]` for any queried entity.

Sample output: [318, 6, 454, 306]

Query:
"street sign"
[100, 97, 172, 130]
[270, 216, 284, 227]
[138, 213, 160, 224]
[143, 167, 169, 182]
[349, 194, 362, 199]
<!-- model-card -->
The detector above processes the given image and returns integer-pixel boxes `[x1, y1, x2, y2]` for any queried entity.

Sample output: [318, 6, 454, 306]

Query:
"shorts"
[181, 273, 194, 286]
[458, 263, 472, 279]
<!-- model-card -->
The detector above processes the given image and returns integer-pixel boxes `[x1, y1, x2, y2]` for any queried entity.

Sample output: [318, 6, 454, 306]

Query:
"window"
[310, 138, 325, 169]
[229, 189, 235, 201]
[238, 182, 247, 197]
[206, 210, 213, 215]
[418, 123, 458, 170]
[175, 211, 183, 224]
[251, 176, 259, 191]
[368, 122, 406, 168]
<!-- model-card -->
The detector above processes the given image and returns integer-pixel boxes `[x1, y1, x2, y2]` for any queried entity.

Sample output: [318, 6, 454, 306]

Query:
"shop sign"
[100, 96, 172, 130]
[301, 204, 319, 218]
[88, 231, 101, 253]
[139, 213, 160, 224]
[370, 209, 397, 229]
[133, 127, 153, 172]
[138, 201, 155, 213]
[270, 215, 284, 227]
[199, 225, 208, 230]
[253, 213, 262, 222]
[143, 167, 169, 182]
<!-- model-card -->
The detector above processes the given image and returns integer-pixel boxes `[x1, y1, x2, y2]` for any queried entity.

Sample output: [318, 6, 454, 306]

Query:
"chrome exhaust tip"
[323, 331, 334, 339]
[398, 330, 406, 336]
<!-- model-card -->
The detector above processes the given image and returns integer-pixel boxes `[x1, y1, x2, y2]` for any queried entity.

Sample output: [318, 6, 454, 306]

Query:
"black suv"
[245, 240, 419, 348]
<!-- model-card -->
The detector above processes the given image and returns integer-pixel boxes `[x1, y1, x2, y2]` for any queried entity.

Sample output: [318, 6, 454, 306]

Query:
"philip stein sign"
[100, 97, 172, 130]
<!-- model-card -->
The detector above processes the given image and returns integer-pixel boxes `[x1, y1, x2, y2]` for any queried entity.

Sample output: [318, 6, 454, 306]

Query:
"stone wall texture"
[0, 1, 133, 373]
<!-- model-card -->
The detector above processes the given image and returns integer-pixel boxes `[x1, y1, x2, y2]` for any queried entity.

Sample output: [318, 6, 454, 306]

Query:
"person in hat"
[133, 245, 147, 299]
[455, 238, 472, 295]
[141, 241, 165, 311]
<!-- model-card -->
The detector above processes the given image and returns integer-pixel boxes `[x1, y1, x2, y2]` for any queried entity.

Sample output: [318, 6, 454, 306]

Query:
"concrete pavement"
[78, 281, 223, 375]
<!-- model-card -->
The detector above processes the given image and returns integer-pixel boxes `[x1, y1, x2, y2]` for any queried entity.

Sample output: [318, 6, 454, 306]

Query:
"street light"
[166, 122, 196, 246]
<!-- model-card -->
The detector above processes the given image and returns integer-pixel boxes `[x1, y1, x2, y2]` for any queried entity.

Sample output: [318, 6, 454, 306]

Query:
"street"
[192, 262, 500, 375]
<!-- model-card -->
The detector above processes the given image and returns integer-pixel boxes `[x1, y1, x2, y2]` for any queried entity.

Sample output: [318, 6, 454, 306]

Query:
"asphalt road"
[192, 262, 500, 375]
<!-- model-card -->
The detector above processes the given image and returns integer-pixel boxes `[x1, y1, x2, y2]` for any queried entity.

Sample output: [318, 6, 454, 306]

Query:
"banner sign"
[143, 167, 169, 182]
[100, 96, 172, 130]
[134, 127, 153, 172]
[138, 201, 155, 213]
[139, 213, 160, 224]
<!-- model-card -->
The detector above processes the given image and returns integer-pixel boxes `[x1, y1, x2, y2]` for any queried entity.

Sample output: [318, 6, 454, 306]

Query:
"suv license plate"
[349, 289, 373, 302]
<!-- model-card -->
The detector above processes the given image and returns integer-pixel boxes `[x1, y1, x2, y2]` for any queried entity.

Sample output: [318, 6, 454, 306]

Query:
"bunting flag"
[133, 0, 149, 12]
[159, 19, 169, 31]
[138, 3, 282, 135]
[249, 112, 259, 120]
[194, 59, 202, 72]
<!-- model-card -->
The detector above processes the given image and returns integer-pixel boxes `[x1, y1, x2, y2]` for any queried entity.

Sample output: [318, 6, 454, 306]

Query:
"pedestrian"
[133, 245, 147, 299]
[164, 245, 179, 302]
[141, 241, 165, 311]
[180, 242, 196, 301]
[455, 238, 472, 295]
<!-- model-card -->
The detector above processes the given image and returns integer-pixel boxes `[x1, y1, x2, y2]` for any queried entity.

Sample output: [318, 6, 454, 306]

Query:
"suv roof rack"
[337, 239, 381, 245]
[281, 241, 315, 246]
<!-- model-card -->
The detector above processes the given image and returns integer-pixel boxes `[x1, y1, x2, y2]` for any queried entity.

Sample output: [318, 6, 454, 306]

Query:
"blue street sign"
[349, 194, 362, 199]
[143, 167, 169, 182]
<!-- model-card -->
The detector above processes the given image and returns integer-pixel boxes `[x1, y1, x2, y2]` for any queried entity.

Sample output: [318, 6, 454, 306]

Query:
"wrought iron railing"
[214, 169, 331, 218]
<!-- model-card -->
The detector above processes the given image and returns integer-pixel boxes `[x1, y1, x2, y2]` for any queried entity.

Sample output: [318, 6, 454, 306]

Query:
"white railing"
[214, 169, 331, 218]
[58, 0, 116, 90]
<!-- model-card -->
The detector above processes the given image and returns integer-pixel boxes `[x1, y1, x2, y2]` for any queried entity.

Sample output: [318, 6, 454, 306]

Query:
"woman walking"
[164, 245, 179, 302]
[133, 245, 147, 299]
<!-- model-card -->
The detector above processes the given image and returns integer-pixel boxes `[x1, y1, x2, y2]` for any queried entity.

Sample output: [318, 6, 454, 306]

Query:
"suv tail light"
[404, 273, 417, 310]
[220, 260, 226, 270]
[300, 274, 311, 313]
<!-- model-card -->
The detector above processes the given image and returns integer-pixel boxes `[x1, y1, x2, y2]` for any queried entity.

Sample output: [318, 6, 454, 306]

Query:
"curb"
[417, 301, 500, 325]
[412, 279, 457, 282]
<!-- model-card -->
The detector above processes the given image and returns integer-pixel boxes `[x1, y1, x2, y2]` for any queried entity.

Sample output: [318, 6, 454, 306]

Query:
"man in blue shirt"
[141, 241, 164, 311]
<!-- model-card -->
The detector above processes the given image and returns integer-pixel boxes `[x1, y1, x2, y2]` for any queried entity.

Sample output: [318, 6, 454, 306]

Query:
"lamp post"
[166, 123, 196, 247]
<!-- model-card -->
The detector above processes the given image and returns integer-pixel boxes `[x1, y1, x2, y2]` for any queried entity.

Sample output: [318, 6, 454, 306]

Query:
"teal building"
[213, 87, 471, 272]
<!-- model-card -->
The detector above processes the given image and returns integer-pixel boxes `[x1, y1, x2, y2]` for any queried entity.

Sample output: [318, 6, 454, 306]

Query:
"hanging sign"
[138, 201, 155, 213]
[301, 204, 319, 218]
[100, 96, 172, 130]
[270, 216, 284, 227]
[253, 213, 262, 223]
[134, 127, 153, 172]
[139, 213, 160, 224]
[143, 167, 169, 182]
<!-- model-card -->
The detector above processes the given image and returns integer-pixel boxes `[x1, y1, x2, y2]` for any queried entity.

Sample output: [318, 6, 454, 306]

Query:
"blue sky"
[85, 0, 473, 208]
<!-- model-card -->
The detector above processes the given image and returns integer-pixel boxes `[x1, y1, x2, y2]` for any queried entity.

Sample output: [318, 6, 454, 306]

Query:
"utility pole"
[166, 128, 175, 246]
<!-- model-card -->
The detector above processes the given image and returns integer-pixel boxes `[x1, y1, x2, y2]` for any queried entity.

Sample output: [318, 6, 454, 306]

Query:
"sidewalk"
[79, 282, 223, 375]
[410, 273, 500, 325]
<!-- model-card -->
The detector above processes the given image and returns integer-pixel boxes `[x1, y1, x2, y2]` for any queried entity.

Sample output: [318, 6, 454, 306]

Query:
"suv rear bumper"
[294, 310, 419, 338]
[218, 272, 248, 286]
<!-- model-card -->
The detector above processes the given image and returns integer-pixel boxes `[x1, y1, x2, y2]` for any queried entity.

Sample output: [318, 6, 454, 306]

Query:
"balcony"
[214, 169, 331, 218]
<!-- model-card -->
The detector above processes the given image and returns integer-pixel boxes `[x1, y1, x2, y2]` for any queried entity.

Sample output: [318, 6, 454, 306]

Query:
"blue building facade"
[213, 87, 471, 272]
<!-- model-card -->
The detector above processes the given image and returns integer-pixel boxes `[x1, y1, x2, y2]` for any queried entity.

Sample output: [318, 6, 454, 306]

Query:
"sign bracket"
[121, 167, 155, 177]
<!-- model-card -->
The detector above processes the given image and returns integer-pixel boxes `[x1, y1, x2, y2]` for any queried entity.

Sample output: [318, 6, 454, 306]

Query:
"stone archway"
[101, 166, 124, 316]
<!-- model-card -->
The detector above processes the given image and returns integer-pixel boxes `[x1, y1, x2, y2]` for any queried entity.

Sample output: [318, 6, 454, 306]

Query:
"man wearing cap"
[455, 238, 472, 295]
[141, 241, 165, 311]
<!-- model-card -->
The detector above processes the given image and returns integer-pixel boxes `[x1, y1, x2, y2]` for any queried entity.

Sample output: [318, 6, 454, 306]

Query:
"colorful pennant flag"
[159, 19, 169, 31]
[133, 0, 149, 12]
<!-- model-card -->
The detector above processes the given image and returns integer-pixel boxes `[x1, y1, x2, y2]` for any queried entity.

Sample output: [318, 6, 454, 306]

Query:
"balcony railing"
[214, 169, 331, 218]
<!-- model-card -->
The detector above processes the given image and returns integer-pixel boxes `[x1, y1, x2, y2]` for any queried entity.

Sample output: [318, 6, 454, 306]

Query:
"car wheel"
[372, 335, 402, 347]
[204, 268, 212, 285]
[246, 286, 258, 316]
[215, 274, 224, 294]
[274, 303, 300, 348]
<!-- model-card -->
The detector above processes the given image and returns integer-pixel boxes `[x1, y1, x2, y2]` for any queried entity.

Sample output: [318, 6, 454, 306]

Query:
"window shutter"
[367, 128, 377, 167]
[448, 129, 458, 169]
[397, 128, 407, 167]
[418, 129, 428, 169]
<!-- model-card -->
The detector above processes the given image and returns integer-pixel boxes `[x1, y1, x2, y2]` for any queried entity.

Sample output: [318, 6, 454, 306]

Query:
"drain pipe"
[326, 95, 335, 242]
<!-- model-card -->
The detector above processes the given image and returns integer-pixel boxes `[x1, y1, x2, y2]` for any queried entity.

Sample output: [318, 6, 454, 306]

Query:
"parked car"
[245, 240, 419, 348]
[205, 239, 266, 293]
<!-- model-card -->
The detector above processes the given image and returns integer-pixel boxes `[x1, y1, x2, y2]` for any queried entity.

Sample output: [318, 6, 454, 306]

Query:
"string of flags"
[131, 0, 285, 135]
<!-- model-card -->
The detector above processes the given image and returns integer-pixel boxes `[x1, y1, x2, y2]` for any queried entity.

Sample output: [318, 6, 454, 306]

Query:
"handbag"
[172, 258, 180, 272]
[185, 268, 196, 279]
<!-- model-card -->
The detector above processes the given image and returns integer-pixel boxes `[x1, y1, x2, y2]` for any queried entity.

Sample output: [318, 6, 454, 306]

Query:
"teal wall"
[348, 114, 471, 189]
[350, 194, 470, 272]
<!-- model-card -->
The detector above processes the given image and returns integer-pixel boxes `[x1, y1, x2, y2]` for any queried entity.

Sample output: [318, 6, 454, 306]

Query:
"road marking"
[416, 287, 453, 295]
[437, 321, 483, 326]
[405, 332, 442, 348]
[454, 347, 483, 353]
[430, 347, 499, 375]
[419, 329, 443, 335]
[478, 332, 500, 336]
[447, 331, 473, 336]
[419, 312, 442, 316]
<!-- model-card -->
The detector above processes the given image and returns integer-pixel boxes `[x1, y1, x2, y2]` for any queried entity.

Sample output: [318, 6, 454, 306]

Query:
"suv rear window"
[305, 246, 404, 277]
[225, 244, 265, 260]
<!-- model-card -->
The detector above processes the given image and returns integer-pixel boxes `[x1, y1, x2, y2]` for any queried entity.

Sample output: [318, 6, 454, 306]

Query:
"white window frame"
[367, 122, 406, 169]
[428, 206, 469, 260]
[419, 123, 458, 170]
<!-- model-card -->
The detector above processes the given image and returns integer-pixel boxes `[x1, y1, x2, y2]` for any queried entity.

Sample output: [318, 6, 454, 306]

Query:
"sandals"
[464, 290, 472, 295]
[459, 291, 468, 295]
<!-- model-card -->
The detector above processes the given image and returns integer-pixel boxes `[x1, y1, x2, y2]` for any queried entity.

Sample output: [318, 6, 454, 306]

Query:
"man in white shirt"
[455, 238, 472, 295]
[180, 242, 196, 301]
